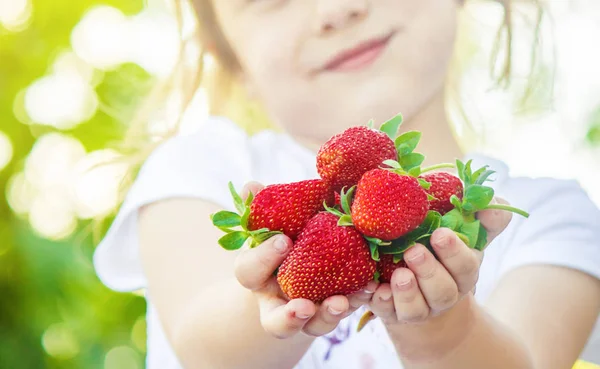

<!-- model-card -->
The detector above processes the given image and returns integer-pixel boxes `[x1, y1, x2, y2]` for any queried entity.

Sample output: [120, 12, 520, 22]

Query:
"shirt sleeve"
[497, 178, 600, 281]
[93, 117, 253, 292]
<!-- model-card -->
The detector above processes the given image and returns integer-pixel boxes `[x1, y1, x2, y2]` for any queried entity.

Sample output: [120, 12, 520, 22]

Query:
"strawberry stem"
[421, 163, 456, 173]
[485, 204, 530, 218]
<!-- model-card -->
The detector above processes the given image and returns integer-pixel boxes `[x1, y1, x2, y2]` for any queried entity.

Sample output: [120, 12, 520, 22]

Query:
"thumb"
[241, 181, 264, 202]
[234, 234, 292, 291]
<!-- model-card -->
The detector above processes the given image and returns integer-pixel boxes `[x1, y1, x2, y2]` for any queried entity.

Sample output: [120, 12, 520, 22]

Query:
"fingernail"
[406, 251, 425, 265]
[396, 279, 412, 291]
[434, 235, 450, 249]
[296, 312, 311, 319]
[274, 237, 288, 253]
[380, 292, 392, 301]
[327, 306, 343, 316]
[364, 288, 375, 294]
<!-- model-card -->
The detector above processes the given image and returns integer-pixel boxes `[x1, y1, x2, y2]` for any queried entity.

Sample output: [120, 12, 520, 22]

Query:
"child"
[94, 1, 600, 368]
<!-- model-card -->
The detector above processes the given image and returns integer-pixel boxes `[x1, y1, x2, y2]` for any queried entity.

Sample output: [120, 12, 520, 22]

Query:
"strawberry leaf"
[253, 230, 282, 244]
[464, 160, 473, 182]
[340, 186, 355, 215]
[464, 184, 494, 211]
[210, 211, 242, 228]
[399, 153, 425, 171]
[459, 220, 480, 248]
[240, 204, 252, 230]
[427, 194, 437, 202]
[228, 182, 245, 214]
[367, 119, 375, 129]
[218, 231, 249, 250]
[373, 271, 381, 282]
[379, 113, 403, 139]
[393, 254, 403, 264]
[364, 236, 391, 246]
[441, 209, 463, 230]
[474, 224, 488, 251]
[245, 190, 255, 206]
[450, 195, 462, 211]
[409, 166, 422, 177]
[404, 211, 441, 242]
[475, 169, 496, 185]
[338, 215, 354, 227]
[369, 242, 380, 261]
[382, 160, 401, 169]
[395, 131, 422, 156]
[456, 160, 466, 183]
[380, 238, 414, 255]
[324, 202, 345, 217]
[417, 178, 431, 190]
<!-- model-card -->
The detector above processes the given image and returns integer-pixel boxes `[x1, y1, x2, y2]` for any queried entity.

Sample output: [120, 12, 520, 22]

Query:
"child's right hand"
[234, 182, 378, 339]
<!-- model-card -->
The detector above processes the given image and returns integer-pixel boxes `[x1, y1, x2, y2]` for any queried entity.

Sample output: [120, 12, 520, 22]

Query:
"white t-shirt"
[94, 116, 600, 369]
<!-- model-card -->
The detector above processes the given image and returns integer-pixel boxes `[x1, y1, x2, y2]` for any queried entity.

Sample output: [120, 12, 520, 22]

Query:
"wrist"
[385, 293, 480, 363]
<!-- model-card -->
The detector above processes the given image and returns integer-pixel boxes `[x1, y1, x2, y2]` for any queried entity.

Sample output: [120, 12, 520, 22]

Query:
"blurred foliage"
[586, 106, 600, 146]
[0, 0, 149, 368]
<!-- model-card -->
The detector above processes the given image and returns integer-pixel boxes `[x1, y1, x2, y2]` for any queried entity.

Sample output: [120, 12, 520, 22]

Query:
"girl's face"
[210, 0, 460, 142]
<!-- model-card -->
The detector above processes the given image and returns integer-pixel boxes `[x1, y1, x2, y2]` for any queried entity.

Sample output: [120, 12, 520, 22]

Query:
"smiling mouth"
[322, 31, 396, 73]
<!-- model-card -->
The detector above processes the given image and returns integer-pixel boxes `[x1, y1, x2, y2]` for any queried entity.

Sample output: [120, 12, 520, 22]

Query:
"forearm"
[389, 295, 533, 369]
[172, 279, 314, 369]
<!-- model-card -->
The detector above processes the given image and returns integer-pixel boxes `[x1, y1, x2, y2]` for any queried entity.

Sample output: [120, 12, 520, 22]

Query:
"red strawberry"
[351, 169, 429, 241]
[211, 180, 334, 251]
[377, 254, 407, 283]
[277, 212, 377, 303]
[421, 172, 463, 215]
[248, 179, 335, 239]
[317, 126, 397, 192]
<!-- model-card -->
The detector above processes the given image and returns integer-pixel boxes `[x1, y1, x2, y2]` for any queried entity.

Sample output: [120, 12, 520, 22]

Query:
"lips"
[322, 32, 395, 73]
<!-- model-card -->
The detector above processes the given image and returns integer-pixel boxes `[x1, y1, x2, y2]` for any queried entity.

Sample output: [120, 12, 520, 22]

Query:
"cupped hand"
[234, 182, 377, 339]
[368, 197, 514, 325]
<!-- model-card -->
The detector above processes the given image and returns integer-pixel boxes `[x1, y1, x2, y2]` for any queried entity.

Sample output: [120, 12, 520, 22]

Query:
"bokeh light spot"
[6, 172, 36, 215]
[131, 316, 147, 353]
[72, 150, 128, 219]
[71, 6, 129, 70]
[24, 72, 98, 130]
[0, 0, 32, 32]
[42, 323, 80, 360]
[0, 131, 14, 172]
[29, 189, 77, 240]
[24, 133, 86, 188]
[104, 346, 141, 369]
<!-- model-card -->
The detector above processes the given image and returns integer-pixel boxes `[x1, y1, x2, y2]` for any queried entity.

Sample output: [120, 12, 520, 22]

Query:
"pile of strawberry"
[211, 114, 529, 304]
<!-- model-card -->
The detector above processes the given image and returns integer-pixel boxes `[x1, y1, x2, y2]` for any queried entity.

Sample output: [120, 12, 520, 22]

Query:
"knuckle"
[430, 287, 458, 310]
[395, 289, 418, 304]
[399, 309, 429, 323]
[416, 265, 436, 280]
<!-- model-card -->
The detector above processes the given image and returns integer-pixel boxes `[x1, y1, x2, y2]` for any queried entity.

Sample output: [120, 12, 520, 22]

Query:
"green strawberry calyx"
[210, 182, 282, 251]
[377, 210, 443, 263]
[323, 186, 389, 262]
[440, 159, 530, 251]
[376, 115, 455, 196]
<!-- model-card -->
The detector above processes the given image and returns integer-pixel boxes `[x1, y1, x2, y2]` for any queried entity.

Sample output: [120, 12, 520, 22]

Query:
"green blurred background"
[1, 0, 600, 368]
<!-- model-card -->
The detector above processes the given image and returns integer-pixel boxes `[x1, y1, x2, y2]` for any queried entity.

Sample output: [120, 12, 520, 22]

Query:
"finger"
[390, 267, 430, 323]
[234, 235, 291, 290]
[241, 181, 264, 201]
[258, 296, 316, 339]
[403, 244, 459, 314]
[369, 283, 395, 322]
[302, 296, 350, 336]
[476, 196, 513, 244]
[347, 280, 378, 310]
[430, 228, 482, 295]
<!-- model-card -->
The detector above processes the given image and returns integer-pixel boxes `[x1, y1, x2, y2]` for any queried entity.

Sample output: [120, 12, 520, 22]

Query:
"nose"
[315, 0, 369, 34]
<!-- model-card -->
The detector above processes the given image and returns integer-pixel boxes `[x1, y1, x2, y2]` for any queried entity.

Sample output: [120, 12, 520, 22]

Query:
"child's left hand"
[367, 197, 513, 326]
